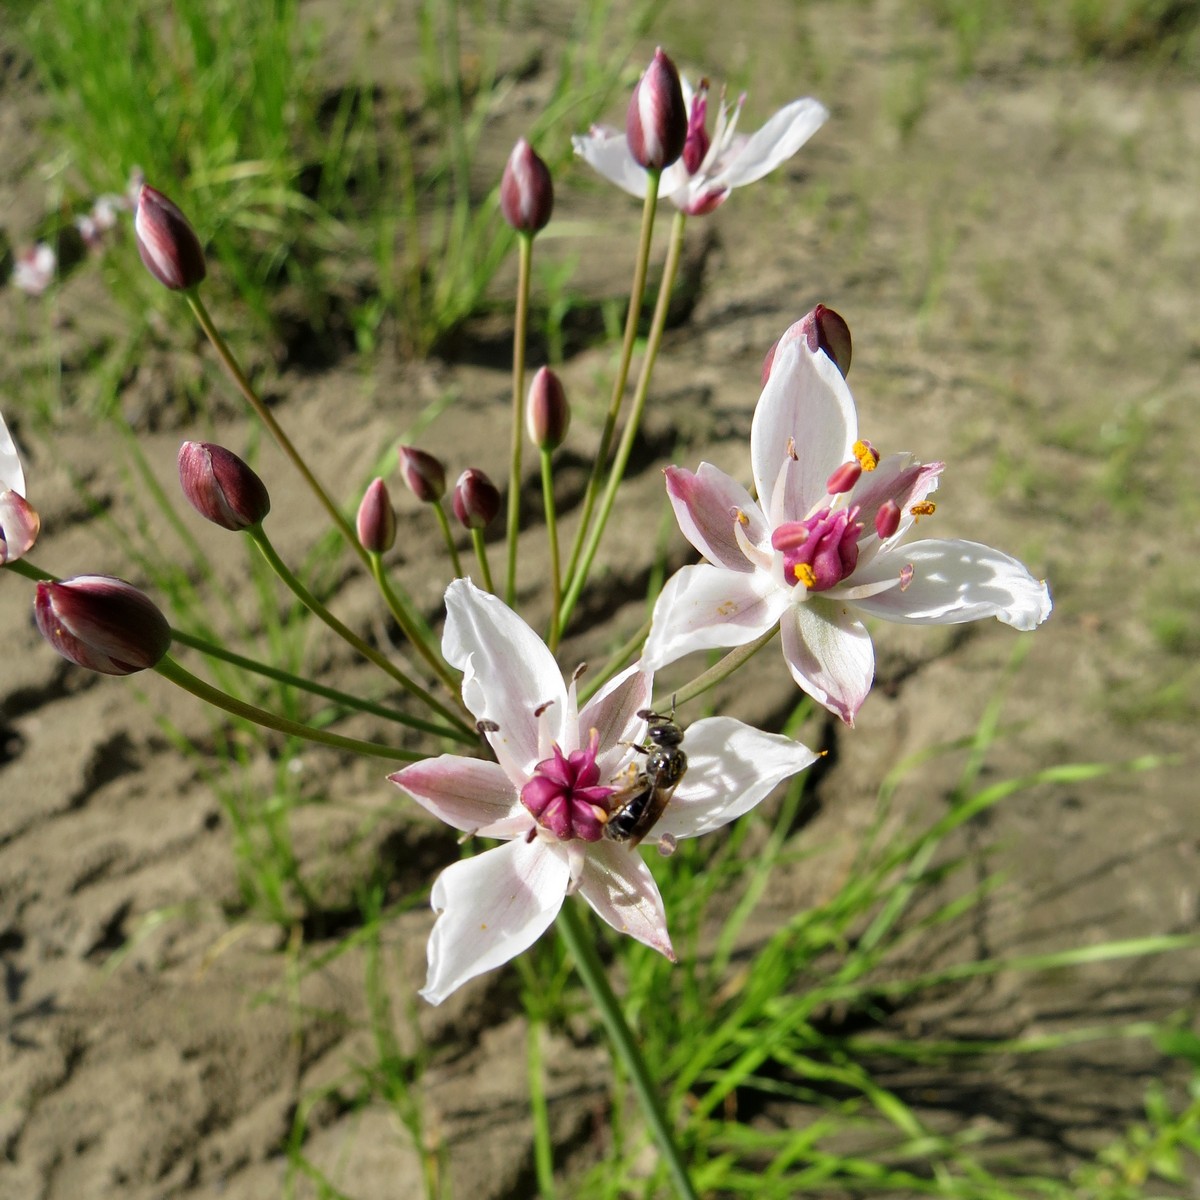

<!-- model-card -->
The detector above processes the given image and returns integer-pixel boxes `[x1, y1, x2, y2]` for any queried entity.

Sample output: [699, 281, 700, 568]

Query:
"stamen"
[572, 662, 588, 683]
[733, 507, 749, 526]
[909, 501, 936, 518]
[477, 719, 500, 735]
[899, 563, 914, 591]
[786, 436, 798, 461]
[794, 563, 817, 588]
[534, 699, 556, 717]
[874, 500, 901, 540]
[853, 440, 879, 471]
[826, 461, 861, 495]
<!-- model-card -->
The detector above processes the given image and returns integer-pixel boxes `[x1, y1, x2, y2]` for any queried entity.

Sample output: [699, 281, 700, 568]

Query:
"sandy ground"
[3, 2, 1200, 1197]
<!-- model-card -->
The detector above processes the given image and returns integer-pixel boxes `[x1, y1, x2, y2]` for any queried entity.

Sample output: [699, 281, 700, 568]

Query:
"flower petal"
[713, 98, 829, 190]
[572, 128, 649, 198]
[850, 540, 1052, 631]
[780, 599, 875, 725]
[654, 716, 818, 840]
[578, 664, 653, 780]
[389, 755, 520, 833]
[576, 840, 675, 960]
[442, 579, 567, 781]
[665, 464, 766, 571]
[1, 410, 27, 495]
[643, 563, 791, 670]
[420, 838, 569, 1005]
[751, 340, 858, 523]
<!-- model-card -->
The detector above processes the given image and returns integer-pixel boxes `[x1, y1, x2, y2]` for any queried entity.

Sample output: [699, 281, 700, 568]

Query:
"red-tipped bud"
[682, 80, 710, 174]
[397, 445, 446, 504]
[34, 576, 171, 676]
[452, 468, 501, 530]
[134, 184, 207, 290]
[761, 304, 853, 385]
[875, 499, 902, 541]
[178, 441, 271, 531]
[526, 367, 570, 451]
[626, 48, 687, 171]
[357, 477, 396, 553]
[500, 139, 554, 235]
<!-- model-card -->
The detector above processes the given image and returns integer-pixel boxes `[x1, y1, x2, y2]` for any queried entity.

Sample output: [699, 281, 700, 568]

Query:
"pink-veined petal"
[443, 579, 567, 781]
[653, 716, 818, 840]
[713, 98, 829, 190]
[576, 841, 675, 959]
[850, 540, 1052, 631]
[780, 599, 875, 725]
[1, 410, 27, 495]
[579, 664, 653, 780]
[643, 563, 791, 670]
[849, 455, 943, 568]
[572, 129, 649, 198]
[751, 340, 858, 523]
[665, 464, 766, 570]
[420, 838, 569, 1005]
[0, 490, 40, 563]
[389, 755, 519, 833]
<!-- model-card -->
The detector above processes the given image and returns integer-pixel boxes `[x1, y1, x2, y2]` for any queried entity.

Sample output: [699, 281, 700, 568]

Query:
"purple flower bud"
[626, 48, 687, 171]
[397, 445, 446, 504]
[761, 304, 853, 385]
[34, 575, 172, 676]
[134, 184, 207, 290]
[178, 441, 271, 531]
[682, 80, 711, 175]
[526, 366, 570, 451]
[500, 139, 554, 235]
[452, 468, 501, 530]
[357, 477, 396, 553]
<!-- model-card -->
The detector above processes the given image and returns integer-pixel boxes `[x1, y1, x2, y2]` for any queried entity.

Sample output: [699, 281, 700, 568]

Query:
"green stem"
[433, 500, 464, 578]
[661, 626, 781, 712]
[470, 528, 495, 593]
[562, 173, 661, 592]
[3, 558, 52, 582]
[248, 525, 472, 735]
[541, 448, 563, 652]
[155, 656, 422, 762]
[527, 1017, 557, 1199]
[185, 291, 368, 567]
[557, 902, 698, 1200]
[506, 231, 533, 605]
[558, 210, 686, 633]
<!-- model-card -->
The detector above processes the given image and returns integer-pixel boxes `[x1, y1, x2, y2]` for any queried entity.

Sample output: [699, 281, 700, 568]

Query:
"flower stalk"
[505, 231, 533, 605]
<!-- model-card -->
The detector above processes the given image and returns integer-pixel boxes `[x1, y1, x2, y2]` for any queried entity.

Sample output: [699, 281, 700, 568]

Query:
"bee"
[603, 708, 688, 846]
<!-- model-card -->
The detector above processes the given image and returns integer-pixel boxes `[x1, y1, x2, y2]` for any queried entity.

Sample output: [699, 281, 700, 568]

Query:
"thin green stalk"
[559, 210, 686, 632]
[562, 173, 661, 591]
[527, 1018, 557, 1200]
[541, 448, 564, 651]
[185, 291, 368, 567]
[505, 231, 533, 605]
[662, 626, 781, 711]
[3, 558, 52, 583]
[470, 528, 494, 593]
[557, 901, 699, 1200]
[248, 524, 472, 734]
[433, 500, 464, 578]
[155, 656, 422, 761]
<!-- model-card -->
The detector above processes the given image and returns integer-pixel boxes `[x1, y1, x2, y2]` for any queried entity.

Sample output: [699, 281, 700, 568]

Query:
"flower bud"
[178, 441, 271, 530]
[357, 477, 396, 553]
[626, 48, 687, 171]
[682, 80, 710, 175]
[35, 576, 171, 675]
[452, 468, 501, 530]
[397, 445, 446, 504]
[526, 366, 570, 451]
[500, 139, 554, 235]
[134, 184, 207, 290]
[761, 304, 853, 385]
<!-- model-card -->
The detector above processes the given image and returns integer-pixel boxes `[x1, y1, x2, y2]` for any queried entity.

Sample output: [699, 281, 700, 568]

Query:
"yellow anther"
[909, 501, 936, 518]
[786, 436, 799, 461]
[853, 440, 879, 471]
[793, 563, 816, 588]
[735, 508, 749, 526]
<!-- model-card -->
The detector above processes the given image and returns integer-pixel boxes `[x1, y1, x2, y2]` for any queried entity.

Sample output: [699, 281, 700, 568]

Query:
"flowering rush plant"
[2, 46, 1049, 1198]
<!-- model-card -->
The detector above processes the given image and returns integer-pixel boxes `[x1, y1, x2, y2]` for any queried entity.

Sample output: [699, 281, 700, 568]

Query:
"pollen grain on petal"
[909, 501, 936, 518]
[899, 563, 915, 591]
[717, 599, 738, 615]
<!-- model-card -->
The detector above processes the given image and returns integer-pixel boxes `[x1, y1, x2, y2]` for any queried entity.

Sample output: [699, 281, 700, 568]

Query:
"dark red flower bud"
[397, 445, 446, 504]
[357, 477, 396, 553]
[500, 139, 554, 235]
[526, 367, 570, 451]
[452, 468, 501, 530]
[178, 441, 271, 530]
[626, 48, 687, 171]
[761, 304, 853, 385]
[134, 184, 207, 290]
[34, 575, 172, 675]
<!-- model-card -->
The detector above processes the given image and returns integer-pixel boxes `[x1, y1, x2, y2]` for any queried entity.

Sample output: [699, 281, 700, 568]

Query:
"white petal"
[420, 839, 569, 1005]
[850, 540, 1053, 631]
[713, 98, 829, 189]
[643, 563, 791, 670]
[654, 716, 818, 840]
[572, 130, 649, 199]
[578, 664, 653, 780]
[389, 755, 519, 833]
[751, 340, 858, 523]
[780, 599, 875, 725]
[442, 579, 567, 781]
[1, 409, 27, 495]
[576, 841, 675, 959]
[665, 463, 766, 571]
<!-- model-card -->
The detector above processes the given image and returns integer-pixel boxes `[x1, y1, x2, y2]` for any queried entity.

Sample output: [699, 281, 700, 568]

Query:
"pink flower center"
[520, 730, 614, 843]
[771, 507, 863, 591]
[683, 83, 710, 175]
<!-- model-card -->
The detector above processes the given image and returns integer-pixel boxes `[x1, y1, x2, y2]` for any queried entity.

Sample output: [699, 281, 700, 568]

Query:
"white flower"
[389, 579, 817, 1004]
[574, 74, 827, 215]
[1, 409, 40, 565]
[12, 243, 56, 296]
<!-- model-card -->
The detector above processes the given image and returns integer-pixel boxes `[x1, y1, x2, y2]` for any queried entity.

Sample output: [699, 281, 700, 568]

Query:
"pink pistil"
[520, 730, 614, 842]
[771, 508, 863, 591]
